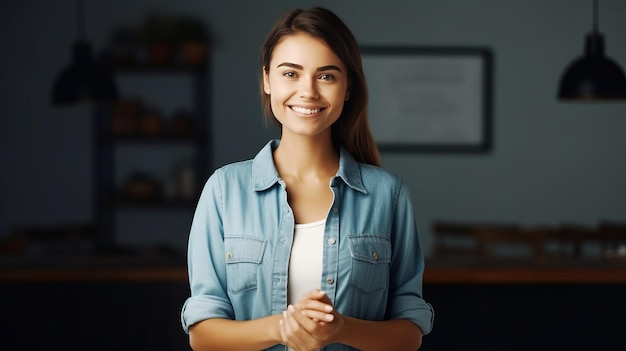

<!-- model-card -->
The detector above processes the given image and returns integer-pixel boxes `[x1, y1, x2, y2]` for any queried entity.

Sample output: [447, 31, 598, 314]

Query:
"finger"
[281, 311, 301, 344]
[288, 304, 319, 330]
[282, 309, 310, 348]
[295, 291, 333, 313]
[300, 308, 335, 323]
[316, 291, 333, 305]
[278, 317, 287, 343]
[300, 289, 328, 301]
[287, 305, 339, 350]
[297, 299, 334, 314]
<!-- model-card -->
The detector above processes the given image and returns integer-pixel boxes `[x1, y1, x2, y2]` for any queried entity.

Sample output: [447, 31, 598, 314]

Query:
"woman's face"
[263, 32, 350, 140]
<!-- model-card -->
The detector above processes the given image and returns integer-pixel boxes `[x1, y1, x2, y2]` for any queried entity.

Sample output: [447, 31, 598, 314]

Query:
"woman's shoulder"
[213, 159, 254, 178]
[358, 162, 403, 185]
[201, 159, 255, 196]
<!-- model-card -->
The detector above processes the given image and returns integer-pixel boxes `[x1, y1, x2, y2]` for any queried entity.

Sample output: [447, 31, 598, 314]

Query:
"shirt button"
[326, 277, 335, 285]
[328, 238, 336, 245]
[333, 207, 339, 214]
[372, 252, 379, 260]
[226, 252, 233, 259]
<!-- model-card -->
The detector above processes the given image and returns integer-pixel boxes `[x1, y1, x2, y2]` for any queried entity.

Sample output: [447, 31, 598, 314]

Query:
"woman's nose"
[299, 76, 319, 99]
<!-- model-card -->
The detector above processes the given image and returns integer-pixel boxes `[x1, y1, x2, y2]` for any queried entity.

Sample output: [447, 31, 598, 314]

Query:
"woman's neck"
[273, 134, 339, 181]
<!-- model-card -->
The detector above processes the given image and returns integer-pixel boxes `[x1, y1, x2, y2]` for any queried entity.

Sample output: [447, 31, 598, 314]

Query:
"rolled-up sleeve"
[386, 180, 434, 335]
[181, 169, 235, 333]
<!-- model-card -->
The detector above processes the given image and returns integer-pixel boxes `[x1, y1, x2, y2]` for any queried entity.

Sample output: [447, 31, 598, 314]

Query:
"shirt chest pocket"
[224, 236, 267, 294]
[348, 235, 392, 293]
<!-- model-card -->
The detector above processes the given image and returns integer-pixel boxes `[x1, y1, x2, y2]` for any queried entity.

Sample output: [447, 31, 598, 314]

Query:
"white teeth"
[292, 106, 320, 115]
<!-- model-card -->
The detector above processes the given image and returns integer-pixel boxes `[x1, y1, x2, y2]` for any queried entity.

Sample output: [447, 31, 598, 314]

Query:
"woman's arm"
[282, 303, 422, 351]
[337, 316, 423, 351]
[190, 291, 337, 351]
[281, 290, 423, 351]
[189, 315, 282, 351]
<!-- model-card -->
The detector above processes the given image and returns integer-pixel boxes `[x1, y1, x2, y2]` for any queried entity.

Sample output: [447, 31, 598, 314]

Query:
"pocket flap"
[224, 236, 267, 264]
[348, 235, 391, 264]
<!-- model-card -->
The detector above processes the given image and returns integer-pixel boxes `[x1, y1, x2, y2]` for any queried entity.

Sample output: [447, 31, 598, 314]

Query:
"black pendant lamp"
[557, 0, 626, 101]
[51, 0, 118, 105]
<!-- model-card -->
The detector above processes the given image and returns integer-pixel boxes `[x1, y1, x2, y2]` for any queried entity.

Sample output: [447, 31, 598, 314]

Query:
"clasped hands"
[279, 289, 344, 351]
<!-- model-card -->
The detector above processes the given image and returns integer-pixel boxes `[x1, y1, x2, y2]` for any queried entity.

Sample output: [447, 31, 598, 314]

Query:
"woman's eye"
[283, 71, 297, 78]
[319, 74, 334, 81]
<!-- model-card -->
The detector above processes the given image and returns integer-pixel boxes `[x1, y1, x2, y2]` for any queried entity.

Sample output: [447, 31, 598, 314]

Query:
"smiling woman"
[262, 32, 350, 145]
[180, 7, 434, 351]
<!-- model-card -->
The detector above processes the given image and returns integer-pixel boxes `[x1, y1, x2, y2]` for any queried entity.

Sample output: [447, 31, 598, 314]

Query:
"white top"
[287, 219, 325, 351]
[287, 219, 326, 305]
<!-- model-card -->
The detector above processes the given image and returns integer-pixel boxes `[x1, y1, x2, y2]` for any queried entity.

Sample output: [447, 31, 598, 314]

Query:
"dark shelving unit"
[93, 61, 211, 251]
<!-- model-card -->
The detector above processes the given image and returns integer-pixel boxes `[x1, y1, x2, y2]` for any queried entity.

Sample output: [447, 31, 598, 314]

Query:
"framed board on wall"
[361, 46, 493, 153]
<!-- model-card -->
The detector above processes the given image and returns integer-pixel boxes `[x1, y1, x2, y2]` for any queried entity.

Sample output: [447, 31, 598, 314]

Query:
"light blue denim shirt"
[181, 140, 434, 350]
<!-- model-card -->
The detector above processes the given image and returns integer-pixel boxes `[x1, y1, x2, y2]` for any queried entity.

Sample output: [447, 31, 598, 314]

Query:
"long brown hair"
[259, 7, 381, 167]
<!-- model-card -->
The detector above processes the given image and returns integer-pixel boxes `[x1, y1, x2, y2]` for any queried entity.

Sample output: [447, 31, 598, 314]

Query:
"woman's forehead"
[270, 33, 345, 70]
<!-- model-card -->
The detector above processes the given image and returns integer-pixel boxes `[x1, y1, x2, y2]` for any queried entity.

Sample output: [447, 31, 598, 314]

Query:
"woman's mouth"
[290, 106, 323, 115]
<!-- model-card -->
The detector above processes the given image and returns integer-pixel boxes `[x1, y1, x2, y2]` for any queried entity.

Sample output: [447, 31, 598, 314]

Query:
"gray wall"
[1, 0, 625, 256]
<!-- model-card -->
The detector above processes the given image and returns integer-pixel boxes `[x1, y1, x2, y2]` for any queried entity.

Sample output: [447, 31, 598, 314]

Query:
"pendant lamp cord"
[77, 0, 85, 39]
[592, 0, 599, 33]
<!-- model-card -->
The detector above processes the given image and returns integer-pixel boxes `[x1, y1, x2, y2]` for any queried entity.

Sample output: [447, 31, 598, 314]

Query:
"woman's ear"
[262, 67, 271, 95]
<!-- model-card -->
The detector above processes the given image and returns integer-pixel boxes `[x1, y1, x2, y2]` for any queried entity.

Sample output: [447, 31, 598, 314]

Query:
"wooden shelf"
[424, 258, 626, 284]
[0, 266, 187, 282]
[0, 255, 187, 282]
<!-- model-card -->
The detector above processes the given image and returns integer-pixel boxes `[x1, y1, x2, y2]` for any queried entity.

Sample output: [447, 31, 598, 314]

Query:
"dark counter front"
[420, 259, 626, 351]
[0, 256, 191, 351]
[2, 257, 626, 351]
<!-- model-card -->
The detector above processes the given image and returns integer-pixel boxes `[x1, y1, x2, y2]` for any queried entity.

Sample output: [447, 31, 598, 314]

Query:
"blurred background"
[1, 0, 625, 350]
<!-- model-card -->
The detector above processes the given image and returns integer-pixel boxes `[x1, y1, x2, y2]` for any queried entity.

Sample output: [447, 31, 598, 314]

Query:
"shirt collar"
[252, 139, 367, 194]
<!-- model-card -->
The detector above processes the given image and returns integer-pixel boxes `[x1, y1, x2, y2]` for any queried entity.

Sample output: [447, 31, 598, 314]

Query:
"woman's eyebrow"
[317, 65, 342, 72]
[277, 62, 302, 69]
[276, 62, 342, 72]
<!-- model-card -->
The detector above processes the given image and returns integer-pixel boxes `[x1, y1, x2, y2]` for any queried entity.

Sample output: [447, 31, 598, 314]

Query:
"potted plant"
[138, 14, 177, 66]
[176, 16, 209, 67]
